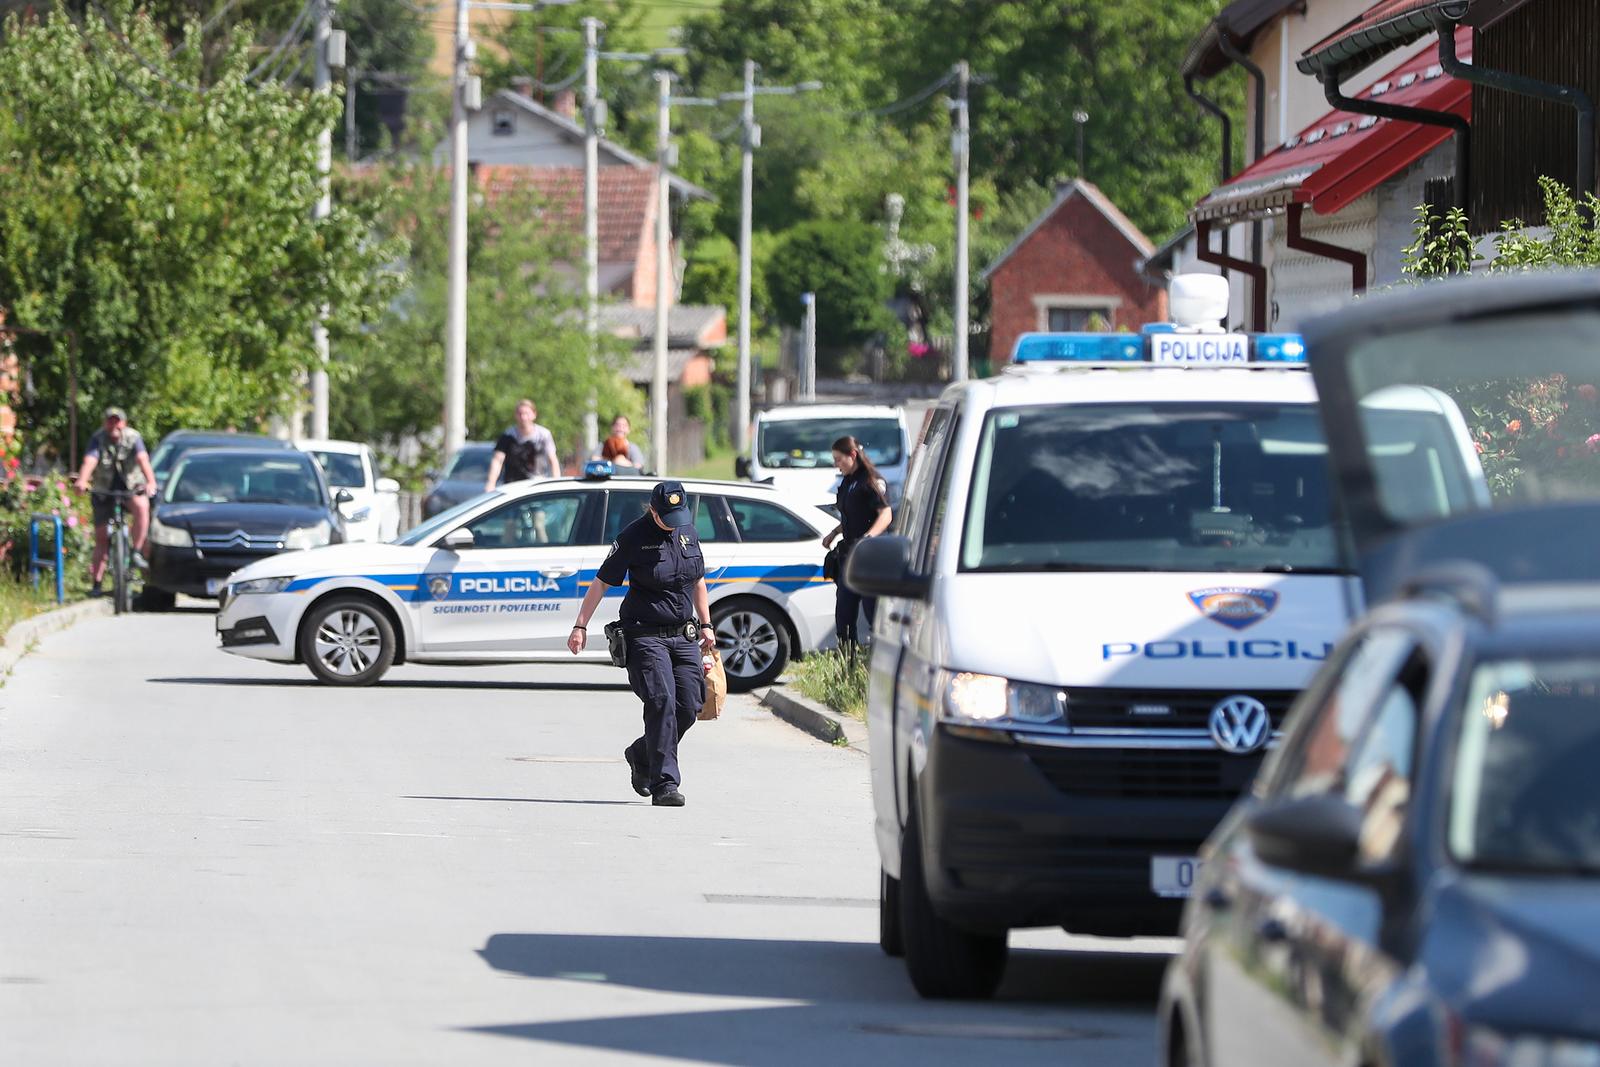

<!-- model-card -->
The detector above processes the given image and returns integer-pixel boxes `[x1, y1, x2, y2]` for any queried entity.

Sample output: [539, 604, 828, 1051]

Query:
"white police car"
[845, 275, 1488, 998]
[214, 472, 837, 690]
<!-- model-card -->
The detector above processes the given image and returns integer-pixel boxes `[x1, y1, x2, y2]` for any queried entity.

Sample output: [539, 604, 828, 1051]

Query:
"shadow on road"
[146, 676, 633, 693]
[465, 933, 1165, 1063]
[403, 795, 640, 807]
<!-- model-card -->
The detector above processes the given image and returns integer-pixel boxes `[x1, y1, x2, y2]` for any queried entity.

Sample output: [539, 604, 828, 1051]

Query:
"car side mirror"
[441, 527, 475, 551]
[1247, 794, 1363, 878]
[735, 455, 752, 479]
[844, 534, 930, 600]
[374, 477, 400, 494]
[334, 488, 355, 505]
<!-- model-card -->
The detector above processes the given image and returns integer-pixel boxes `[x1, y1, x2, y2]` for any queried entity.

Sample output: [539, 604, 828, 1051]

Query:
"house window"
[491, 108, 515, 136]
[1046, 306, 1113, 331]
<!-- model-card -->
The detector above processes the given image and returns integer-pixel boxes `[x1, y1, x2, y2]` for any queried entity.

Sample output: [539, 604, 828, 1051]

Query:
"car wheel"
[899, 804, 1007, 999]
[299, 596, 396, 686]
[137, 587, 177, 612]
[879, 868, 904, 957]
[712, 599, 790, 692]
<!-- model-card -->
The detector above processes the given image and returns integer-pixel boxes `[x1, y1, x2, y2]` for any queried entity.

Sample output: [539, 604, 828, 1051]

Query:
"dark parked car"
[149, 430, 294, 490]
[1162, 272, 1600, 1067]
[421, 442, 499, 519]
[145, 448, 346, 609]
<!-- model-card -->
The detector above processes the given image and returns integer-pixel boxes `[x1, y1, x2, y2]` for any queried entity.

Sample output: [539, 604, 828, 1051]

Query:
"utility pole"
[951, 61, 970, 382]
[652, 71, 672, 476]
[720, 66, 822, 455]
[799, 292, 816, 400]
[310, 0, 342, 440]
[1073, 108, 1089, 177]
[581, 16, 603, 455]
[345, 67, 359, 160]
[445, 0, 474, 457]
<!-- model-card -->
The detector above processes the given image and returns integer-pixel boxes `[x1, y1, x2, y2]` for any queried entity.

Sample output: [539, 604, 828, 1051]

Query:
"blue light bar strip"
[1250, 334, 1307, 363]
[1011, 332, 1144, 363]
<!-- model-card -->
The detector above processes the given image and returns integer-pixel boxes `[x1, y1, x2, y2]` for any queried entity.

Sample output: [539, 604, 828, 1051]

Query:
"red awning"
[1192, 30, 1470, 224]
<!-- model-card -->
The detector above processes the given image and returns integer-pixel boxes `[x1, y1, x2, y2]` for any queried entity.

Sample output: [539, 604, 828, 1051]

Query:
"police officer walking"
[567, 481, 714, 807]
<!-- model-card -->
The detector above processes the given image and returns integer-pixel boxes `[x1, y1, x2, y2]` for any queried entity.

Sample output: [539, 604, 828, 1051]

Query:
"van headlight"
[941, 671, 1067, 727]
[229, 576, 294, 596]
[149, 517, 192, 547]
[283, 521, 332, 550]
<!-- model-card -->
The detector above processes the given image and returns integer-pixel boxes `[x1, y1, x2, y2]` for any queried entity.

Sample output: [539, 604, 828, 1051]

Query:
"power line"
[247, 0, 316, 82]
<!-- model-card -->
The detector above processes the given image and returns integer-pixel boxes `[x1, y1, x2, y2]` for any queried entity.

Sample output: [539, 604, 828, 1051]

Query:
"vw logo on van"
[1208, 696, 1271, 754]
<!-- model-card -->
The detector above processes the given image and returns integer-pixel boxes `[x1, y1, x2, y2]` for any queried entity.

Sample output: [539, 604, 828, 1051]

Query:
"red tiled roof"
[1193, 30, 1470, 223]
[476, 165, 656, 263]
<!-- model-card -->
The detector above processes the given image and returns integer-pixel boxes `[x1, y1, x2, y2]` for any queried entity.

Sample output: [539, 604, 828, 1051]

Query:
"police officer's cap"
[650, 481, 692, 527]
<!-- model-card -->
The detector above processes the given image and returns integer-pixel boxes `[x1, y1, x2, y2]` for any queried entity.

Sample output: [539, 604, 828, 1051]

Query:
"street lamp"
[1073, 109, 1089, 178]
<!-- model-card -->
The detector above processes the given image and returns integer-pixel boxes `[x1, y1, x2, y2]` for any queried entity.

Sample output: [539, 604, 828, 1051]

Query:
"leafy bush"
[0, 432, 92, 593]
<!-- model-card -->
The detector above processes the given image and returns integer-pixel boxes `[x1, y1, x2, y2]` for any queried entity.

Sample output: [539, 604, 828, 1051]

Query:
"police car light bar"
[1010, 329, 1306, 366]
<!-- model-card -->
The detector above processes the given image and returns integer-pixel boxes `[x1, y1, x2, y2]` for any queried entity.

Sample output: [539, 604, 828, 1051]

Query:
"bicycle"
[90, 488, 145, 615]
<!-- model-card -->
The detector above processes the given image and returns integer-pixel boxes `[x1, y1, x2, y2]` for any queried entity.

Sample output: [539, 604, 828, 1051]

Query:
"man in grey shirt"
[485, 398, 561, 489]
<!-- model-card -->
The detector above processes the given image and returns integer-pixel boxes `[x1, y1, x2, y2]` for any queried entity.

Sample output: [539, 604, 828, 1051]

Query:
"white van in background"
[738, 404, 911, 508]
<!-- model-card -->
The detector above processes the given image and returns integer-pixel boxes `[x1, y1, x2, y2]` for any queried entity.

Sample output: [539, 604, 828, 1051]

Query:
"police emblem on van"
[1189, 588, 1277, 630]
[428, 575, 452, 601]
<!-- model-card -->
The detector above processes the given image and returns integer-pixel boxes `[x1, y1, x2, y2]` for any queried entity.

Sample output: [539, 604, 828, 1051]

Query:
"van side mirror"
[1246, 794, 1363, 878]
[844, 534, 929, 600]
[441, 527, 475, 551]
[735, 455, 752, 479]
[334, 488, 355, 505]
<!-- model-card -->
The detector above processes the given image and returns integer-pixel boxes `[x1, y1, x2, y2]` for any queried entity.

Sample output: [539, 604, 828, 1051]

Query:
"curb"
[0, 598, 113, 678]
[761, 685, 869, 753]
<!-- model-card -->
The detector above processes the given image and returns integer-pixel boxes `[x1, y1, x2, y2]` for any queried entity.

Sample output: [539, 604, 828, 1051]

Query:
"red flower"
[1507, 419, 1523, 434]
[1580, 384, 1599, 403]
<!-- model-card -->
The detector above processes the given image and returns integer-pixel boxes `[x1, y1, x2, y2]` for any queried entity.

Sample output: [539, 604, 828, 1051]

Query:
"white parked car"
[298, 439, 401, 543]
[215, 474, 837, 690]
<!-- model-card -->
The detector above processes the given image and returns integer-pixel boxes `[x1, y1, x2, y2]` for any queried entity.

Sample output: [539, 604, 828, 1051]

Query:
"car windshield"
[310, 450, 366, 488]
[1451, 656, 1600, 875]
[1343, 309, 1600, 518]
[444, 447, 492, 480]
[395, 493, 502, 546]
[757, 417, 903, 469]
[152, 436, 282, 476]
[957, 402, 1472, 574]
[166, 454, 323, 507]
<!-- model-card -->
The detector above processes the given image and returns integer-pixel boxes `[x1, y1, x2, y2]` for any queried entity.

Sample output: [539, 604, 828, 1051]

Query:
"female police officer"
[567, 481, 714, 807]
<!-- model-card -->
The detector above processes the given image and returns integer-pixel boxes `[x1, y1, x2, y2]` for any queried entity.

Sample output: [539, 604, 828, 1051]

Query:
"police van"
[845, 276, 1487, 999]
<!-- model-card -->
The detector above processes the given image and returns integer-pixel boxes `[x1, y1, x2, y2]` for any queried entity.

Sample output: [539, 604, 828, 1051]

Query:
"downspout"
[1432, 14, 1594, 208]
[1286, 203, 1367, 293]
[1196, 218, 1268, 330]
[1186, 74, 1234, 287]
[1216, 32, 1267, 282]
[1319, 62, 1471, 211]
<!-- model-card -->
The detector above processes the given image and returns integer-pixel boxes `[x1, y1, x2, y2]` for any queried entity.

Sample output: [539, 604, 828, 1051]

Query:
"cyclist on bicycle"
[73, 406, 157, 597]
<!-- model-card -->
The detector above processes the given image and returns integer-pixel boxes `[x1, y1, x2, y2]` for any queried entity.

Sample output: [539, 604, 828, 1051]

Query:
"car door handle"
[539, 568, 577, 578]
[1257, 917, 1289, 943]
[888, 611, 909, 624]
[1202, 887, 1232, 911]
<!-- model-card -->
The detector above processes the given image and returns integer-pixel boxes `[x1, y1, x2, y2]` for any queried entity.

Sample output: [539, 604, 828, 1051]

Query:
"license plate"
[1149, 333, 1248, 365]
[205, 578, 224, 596]
[1151, 856, 1203, 898]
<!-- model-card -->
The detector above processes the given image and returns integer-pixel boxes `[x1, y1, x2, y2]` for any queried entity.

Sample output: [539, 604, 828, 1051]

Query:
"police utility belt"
[603, 619, 700, 667]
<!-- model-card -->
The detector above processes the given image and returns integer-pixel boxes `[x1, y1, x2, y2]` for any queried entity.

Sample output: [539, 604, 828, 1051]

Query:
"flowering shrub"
[0, 433, 93, 592]
[1462, 374, 1600, 500]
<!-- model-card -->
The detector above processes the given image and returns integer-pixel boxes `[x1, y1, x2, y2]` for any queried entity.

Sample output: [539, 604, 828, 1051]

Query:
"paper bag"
[699, 647, 727, 721]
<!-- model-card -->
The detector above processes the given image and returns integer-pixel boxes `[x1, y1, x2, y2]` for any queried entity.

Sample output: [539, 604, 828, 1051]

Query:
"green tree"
[0, 6, 400, 451]
[764, 220, 892, 349]
[333, 165, 640, 474]
[338, 0, 436, 159]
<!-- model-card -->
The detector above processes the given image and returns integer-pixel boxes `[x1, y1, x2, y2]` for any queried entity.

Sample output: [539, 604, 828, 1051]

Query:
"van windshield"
[959, 402, 1474, 574]
[758, 417, 903, 469]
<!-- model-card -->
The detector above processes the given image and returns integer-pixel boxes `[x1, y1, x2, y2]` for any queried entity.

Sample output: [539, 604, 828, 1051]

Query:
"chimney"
[510, 76, 535, 99]
[552, 88, 578, 120]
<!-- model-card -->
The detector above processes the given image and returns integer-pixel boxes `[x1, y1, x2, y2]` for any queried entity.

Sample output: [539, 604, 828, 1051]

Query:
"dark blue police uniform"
[595, 482, 707, 803]
[834, 467, 888, 644]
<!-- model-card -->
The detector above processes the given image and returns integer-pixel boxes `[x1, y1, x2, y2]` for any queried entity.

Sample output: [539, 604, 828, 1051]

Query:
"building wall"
[1269, 192, 1377, 329]
[989, 195, 1165, 364]
[1373, 142, 1456, 285]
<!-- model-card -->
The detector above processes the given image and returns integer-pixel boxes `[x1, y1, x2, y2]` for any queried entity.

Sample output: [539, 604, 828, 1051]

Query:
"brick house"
[983, 180, 1165, 367]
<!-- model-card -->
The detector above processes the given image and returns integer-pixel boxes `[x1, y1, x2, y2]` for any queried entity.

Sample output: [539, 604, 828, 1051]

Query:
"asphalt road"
[0, 609, 1169, 1065]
